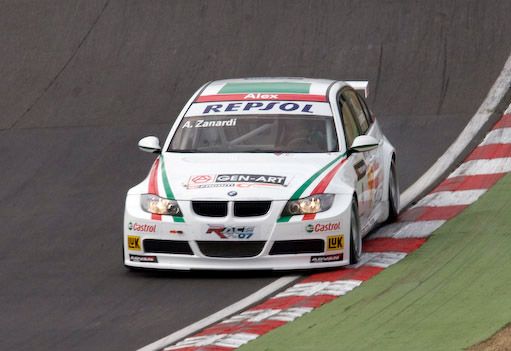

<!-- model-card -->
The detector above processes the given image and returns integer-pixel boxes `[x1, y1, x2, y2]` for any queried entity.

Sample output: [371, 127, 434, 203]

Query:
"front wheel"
[387, 159, 399, 223]
[350, 200, 362, 265]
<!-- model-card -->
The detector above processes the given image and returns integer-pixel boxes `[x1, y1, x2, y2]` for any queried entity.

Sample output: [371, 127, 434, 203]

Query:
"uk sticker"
[326, 235, 344, 251]
[127, 235, 141, 251]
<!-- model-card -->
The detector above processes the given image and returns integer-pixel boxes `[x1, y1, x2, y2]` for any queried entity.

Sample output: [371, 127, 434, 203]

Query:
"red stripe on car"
[195, 93, 327, 102]
[148, 158, 162, 221]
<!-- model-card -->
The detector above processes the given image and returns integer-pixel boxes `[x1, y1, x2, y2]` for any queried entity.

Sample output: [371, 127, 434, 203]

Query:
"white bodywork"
[123, 78, 396, 270]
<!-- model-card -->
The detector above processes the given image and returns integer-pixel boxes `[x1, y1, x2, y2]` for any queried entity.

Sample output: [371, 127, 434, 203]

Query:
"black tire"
[349, 199, 362, 265]
[387, 158, 399, 223]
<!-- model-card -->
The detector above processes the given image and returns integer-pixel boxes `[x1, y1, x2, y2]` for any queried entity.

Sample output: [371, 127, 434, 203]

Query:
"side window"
[344, 90, 369, 134]
[356, 93, 374, 124]
[339, 93, 360, 147]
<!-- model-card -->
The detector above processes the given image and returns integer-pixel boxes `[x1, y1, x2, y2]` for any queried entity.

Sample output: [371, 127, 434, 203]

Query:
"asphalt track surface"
[1, 1, 511, 350]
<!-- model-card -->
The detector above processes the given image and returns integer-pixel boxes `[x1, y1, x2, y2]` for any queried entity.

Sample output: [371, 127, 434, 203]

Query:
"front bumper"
[123, 194, 352, 270]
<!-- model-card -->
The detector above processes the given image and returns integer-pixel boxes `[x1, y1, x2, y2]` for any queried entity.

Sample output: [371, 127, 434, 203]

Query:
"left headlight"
[281, 194, 335, 216]
[140, 194, 183, 216]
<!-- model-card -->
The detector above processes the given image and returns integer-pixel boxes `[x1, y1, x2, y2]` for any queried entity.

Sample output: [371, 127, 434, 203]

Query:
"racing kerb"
[146, 107, 511, 350]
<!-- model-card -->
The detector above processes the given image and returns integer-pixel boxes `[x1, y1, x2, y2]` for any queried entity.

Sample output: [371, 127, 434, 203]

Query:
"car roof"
[198, 77, 338, 102]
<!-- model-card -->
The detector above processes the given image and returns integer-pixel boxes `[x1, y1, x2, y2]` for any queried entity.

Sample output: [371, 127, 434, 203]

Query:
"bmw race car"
[123, 78, 399, 270]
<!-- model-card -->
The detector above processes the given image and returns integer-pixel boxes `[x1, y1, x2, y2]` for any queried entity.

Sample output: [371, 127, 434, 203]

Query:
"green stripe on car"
[218, 82, 311, 94]
[160, 156, 185, 223]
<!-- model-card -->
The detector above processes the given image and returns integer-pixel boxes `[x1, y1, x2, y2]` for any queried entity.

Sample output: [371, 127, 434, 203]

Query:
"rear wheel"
[349, 200, 361, 265]
[387, 158, 399, 222]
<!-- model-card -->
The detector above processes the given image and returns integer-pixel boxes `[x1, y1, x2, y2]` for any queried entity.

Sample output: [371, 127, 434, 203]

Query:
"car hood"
[160, 152, 341, 201]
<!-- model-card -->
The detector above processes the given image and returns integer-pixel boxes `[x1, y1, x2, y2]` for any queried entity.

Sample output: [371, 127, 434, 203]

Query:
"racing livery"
[124, 78, 399, 270]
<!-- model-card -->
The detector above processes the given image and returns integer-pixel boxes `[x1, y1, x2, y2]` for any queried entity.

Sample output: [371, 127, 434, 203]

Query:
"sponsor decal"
[187, 174, 287, 189]
[185, 101, 332, 117]
[244, 93, 279, 99]
[306, 222, 341, 233]
[206, 225, 255, 239]
[216, 174, 286, 185]
[129, 254, 158, 263]
[191, 175, 213, 183]
[354, 160, 367, 180]
[128, 222, 156, 233]
[127, 235, 141, 250]
[310, 253, 343, 263]
[182, 118, 237, 129]
[169, 230, 184, 235]
[327, 235, 344, 251]
[202, 102, 314, 114]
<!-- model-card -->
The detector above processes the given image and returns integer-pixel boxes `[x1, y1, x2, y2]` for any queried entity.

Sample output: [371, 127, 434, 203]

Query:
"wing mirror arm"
[138, 136, 162, 154]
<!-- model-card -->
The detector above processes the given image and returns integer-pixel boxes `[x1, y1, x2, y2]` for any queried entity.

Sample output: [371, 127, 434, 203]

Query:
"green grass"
[240, 174, 511, 351]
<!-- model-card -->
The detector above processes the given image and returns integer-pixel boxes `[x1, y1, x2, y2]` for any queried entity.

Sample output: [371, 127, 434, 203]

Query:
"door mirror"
[350, 135, 379, 153]
[138, 136, 161, 154]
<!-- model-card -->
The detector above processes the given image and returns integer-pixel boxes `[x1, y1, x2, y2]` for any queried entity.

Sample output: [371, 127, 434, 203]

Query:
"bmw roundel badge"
[228, 191, 238, 197]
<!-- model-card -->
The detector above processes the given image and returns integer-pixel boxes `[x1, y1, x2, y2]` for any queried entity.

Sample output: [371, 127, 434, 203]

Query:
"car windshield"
[168, 114, 339, 153]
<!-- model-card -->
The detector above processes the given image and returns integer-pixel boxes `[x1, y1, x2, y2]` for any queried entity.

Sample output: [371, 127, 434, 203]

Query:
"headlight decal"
[302, 157, 348, 220]
[160, 156, 185, 223]
[278, 154, 347, 222]
[146, 156, 185, 222]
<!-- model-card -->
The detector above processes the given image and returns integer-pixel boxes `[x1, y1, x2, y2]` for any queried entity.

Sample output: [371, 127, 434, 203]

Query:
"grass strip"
[241, 174, 511, 351]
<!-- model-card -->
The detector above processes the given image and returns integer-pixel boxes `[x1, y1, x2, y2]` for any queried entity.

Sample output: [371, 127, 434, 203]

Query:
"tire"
[387, 158, 399, 223]
[350, 200, 362, 265]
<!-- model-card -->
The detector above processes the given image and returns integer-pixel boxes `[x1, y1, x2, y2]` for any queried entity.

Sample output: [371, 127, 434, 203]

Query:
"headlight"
[281, 194, 335, 216]
[140, 194, 182, 216]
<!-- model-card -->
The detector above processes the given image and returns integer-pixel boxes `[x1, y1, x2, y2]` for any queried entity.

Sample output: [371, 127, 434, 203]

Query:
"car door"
[355, 92, 385, 210]
[338, 89, 371, 228]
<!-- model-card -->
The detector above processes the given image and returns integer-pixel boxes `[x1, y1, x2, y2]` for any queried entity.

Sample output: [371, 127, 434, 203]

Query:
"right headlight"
[140, 194, 182, 216]
[281, 194, 335, 216]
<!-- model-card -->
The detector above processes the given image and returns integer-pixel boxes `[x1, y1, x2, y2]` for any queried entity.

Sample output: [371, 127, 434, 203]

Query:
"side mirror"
[350, 135, 379, 153]
[138, 136, 161, 154]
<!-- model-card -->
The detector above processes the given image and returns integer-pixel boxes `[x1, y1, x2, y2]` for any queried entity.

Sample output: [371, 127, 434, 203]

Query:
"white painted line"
[164, 333, 259, 350]
[269, 307, 314, 322]
[449, 158, 511, 177]
[215, 333, 259, 348]
[480, 128, 511, 145]
[137, 275, 299, 351]
[415, 189, 486, 207]
[361, 252, 408, 268]
[221, 307, 313, 324]
[276, 280, 362, 297]
[400, 52, 511, 209]
[371, 220, 446, 239]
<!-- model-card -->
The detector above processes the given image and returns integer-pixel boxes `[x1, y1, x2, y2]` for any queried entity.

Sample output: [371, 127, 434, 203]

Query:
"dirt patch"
[469, 323, 511, 351]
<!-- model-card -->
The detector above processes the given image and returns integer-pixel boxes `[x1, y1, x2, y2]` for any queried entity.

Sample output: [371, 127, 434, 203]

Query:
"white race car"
[123, 78, 398, 270]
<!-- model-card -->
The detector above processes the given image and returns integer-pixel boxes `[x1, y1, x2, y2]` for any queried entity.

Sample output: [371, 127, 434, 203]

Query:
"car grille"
[143, 239, 194, 255]
[192, 201, 228, 217]
[196, 241, 266, 258]
[269, 239, 324, 255]
[233, 201, 271, 217]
